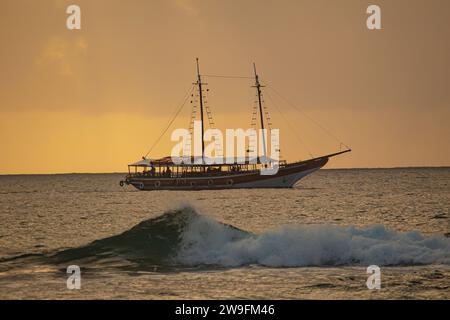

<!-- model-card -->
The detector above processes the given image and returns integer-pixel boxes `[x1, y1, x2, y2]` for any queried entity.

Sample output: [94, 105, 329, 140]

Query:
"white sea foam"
[176, 213, 450, 267]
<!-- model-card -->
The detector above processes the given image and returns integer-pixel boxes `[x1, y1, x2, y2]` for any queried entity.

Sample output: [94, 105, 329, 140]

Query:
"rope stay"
[265, 90, 314, 159]
[203, 74, 253, 79]
[266, 85, 351, 151]
[143, 85, 195, 158]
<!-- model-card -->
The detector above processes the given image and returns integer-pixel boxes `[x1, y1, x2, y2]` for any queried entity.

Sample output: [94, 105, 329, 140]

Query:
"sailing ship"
[120, 59, 350, 190]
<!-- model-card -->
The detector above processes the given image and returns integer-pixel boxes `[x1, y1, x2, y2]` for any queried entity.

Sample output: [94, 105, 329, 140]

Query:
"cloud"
[174, 0, 198, 16]
[35, 36, 88, 77]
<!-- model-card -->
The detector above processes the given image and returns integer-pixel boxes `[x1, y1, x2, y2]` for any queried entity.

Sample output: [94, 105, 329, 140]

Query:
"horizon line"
[1, 165, 449, 176]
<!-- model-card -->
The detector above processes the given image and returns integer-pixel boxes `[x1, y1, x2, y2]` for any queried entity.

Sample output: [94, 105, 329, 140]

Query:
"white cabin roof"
[128, 156, 278, 167]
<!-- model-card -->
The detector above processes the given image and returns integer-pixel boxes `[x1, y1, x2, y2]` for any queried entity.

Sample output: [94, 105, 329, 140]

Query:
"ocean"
[0, 168, 449, 299]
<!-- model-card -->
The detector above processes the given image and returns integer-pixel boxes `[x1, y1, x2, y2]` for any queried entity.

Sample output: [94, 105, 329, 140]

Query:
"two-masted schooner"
[120, 59, 350, 190]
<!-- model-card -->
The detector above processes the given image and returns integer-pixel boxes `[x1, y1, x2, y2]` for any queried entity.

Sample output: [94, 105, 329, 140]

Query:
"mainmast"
[195, 58, 205, 161]
[253, 63, 267, 158]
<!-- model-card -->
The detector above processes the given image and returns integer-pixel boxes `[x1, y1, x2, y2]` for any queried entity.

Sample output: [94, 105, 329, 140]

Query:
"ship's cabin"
[127, 156, 286, 178]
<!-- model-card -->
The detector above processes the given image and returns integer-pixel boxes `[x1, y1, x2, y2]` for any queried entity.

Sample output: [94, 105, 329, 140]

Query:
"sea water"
[0, 168, 449, 299]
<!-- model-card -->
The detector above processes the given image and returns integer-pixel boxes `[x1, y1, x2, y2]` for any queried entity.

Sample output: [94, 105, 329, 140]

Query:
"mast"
[253, 63, 267, 158]
[196, 58, 205, 162]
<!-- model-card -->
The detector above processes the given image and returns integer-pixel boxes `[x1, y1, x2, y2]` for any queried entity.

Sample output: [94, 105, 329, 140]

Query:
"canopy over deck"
[128, 156, 280, 167]
[128, 159, 153, 167]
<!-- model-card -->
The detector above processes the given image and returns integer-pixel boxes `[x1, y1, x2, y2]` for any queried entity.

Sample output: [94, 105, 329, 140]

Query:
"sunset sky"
[1, 0, 449, 174]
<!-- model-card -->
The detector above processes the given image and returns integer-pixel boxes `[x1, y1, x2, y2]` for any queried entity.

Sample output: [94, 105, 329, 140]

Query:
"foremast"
[253, 63, 267, 158]
[195, 58, 205, 164]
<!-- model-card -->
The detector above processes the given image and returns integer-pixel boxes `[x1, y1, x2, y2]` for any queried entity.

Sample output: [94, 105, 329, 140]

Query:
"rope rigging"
[266, 85, 351, 151]
[142, 71, 350, 160]
[186, 83, 223, 157]
[264, 90, 314, 159]
[143, 85, 195, 159]
[203, 74, 253, 79]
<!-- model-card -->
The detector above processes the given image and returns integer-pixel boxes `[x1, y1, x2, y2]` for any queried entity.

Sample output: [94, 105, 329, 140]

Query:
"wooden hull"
[125, 157, 328, 191]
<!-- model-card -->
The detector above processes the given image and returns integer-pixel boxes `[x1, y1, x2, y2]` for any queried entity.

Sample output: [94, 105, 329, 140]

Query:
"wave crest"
[177, 221, 450, 267]
[48, 206, 450, 269]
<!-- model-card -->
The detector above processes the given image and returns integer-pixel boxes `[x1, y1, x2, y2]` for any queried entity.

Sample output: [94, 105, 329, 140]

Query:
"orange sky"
[1, 0, 449, 174]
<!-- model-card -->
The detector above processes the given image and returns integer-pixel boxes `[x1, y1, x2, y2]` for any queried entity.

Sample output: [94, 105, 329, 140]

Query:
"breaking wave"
[46, 206, 450, 269]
